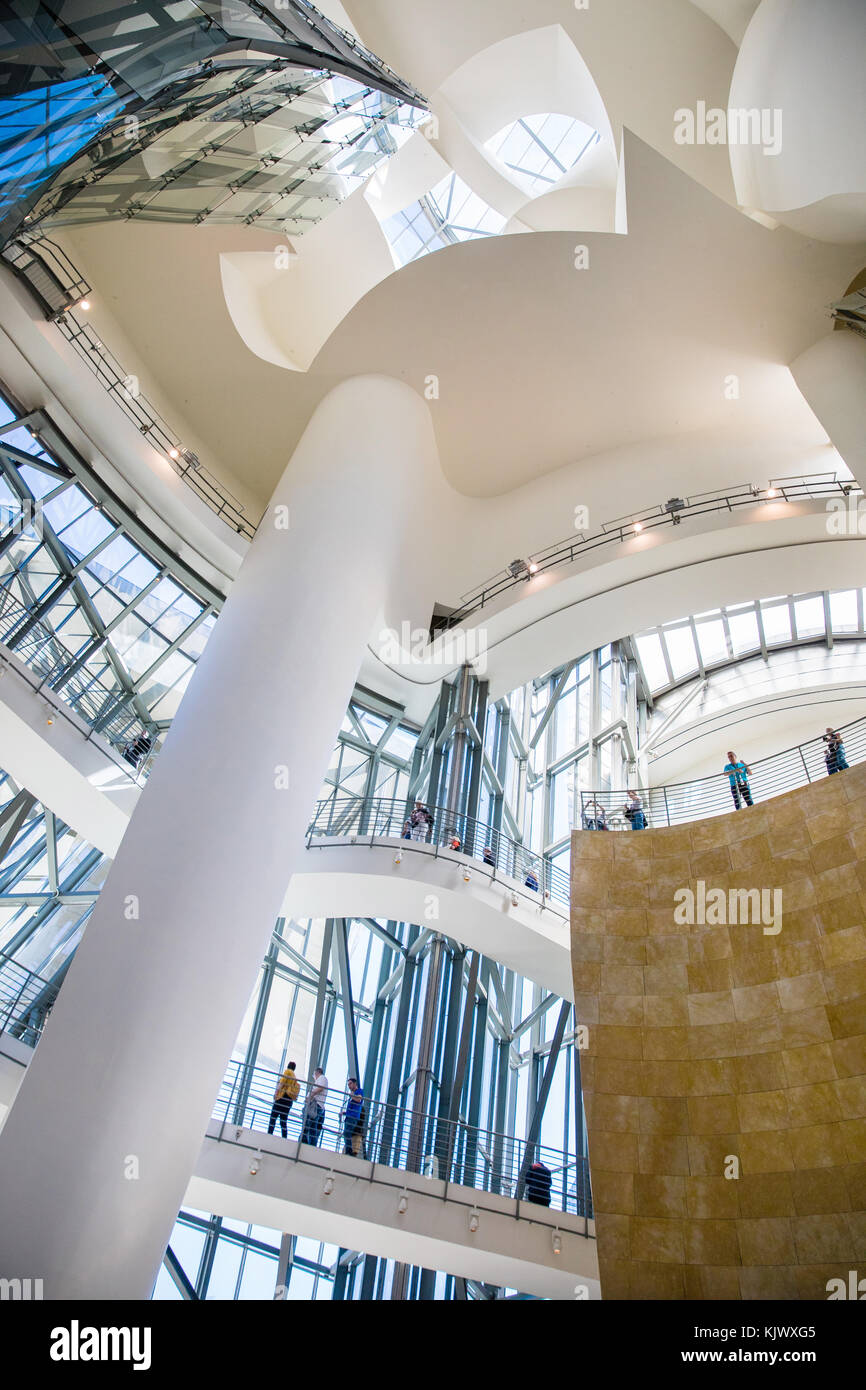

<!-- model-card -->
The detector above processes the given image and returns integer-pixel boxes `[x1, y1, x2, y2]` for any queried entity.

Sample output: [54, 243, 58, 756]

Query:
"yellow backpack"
[284, 1074, 300, 1101]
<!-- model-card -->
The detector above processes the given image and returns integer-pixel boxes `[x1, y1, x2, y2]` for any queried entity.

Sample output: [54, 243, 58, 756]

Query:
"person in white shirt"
[301, 1067, 328, 1146]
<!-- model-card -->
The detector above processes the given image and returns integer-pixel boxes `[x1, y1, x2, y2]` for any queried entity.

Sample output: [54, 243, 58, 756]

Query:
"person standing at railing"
[267, 1062, 300, 1138]
[343, 1077, 366, 1157]
[301, 1067, 328, 1146]
[823, 728, 849, 775]
[524, 867, 539, 892]
[409, 801, 432, 842]
[482, 845, 496, 867]
[623, 790, 646, 830]
[723, 751, 753, 809]
[582, 800, 608, 831]
[525, 1158, 552, 1207]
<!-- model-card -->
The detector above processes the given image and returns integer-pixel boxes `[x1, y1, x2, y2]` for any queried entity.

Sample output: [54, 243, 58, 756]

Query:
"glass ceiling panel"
[830, 589, 859, 631]
[635, 633, 668, 690]
[665, 625, 699, 680]
[485, 113, 601, 198]
[634, 589, 865, 695]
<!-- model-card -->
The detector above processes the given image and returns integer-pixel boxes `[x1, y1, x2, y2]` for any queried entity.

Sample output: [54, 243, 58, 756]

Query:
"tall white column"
[0, 375, 443, 1299]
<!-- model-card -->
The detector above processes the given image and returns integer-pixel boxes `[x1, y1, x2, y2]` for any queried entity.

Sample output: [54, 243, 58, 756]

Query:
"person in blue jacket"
[343, 1077, 365, 1157]
[723, 751, 753, 809]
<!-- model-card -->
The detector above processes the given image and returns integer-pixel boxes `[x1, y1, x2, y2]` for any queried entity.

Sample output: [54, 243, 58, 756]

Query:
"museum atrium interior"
[0, 0, 864, 1302]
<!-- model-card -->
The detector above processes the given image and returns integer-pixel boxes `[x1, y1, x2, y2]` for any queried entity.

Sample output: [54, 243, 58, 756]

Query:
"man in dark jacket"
[525, 1159, 553, 1206]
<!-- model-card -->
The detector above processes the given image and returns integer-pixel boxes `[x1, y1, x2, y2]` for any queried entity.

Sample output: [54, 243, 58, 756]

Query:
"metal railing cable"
[0, 583, 157, 769]
[579, 716, 866, 830]
[434, 474, 860, 631]
[0, 948, 58, 1045]
[1, 234, 258, 540]
[215, 1057, 592, 1220]
[306, 793, 570, 908]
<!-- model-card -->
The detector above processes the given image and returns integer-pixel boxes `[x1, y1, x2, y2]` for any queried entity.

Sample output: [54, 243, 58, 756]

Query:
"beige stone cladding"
[571, 763, 866, 1300]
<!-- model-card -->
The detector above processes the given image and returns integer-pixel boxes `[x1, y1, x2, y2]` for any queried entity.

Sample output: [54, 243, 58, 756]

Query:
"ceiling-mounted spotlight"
[664, 497, 685, 525]
[78, 298, 91, 311]
[507, 558, 530, 580]
[552, 1230, 562, 1256]
[249, 1152, 260, 1176]
[323, 1175, 335, 1197]
[633, 521, 643, 534]
[528, 562, 539, 575]
[462, 867, 471, 883]
[766, 486, 779, 498]
[398, 1192, 408, 1215]
[168, 447, 180, 460]
[469, 1210, 479, 1234]
[510, 893, 519, 908]
[394, 851, 402, 865]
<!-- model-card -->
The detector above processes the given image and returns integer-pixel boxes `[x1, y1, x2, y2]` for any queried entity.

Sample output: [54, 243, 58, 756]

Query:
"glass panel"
[793, 595, 825, 640]
[830, 589, 859, 632]
[728, 609, 760, 655]
[760, 599, 791, 645]
[695, 618, 728, 666]
[635, 633, 668, 691]
[665, 625, 699, 680]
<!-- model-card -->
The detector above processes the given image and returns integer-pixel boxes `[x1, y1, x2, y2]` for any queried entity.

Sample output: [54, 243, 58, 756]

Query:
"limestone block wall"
[571, 764, 866, 1300]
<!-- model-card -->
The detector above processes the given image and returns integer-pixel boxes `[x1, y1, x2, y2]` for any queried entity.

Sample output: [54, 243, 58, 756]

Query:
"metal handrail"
[2, 232, 258, 540]
[0, 948, 58, 1044]
[580, 715, 865, 829]
[54, 312, 258, 540]
[0, 583, 156, 767]
[306, 793, 570, 908]
[214, 1057, 592, 1219]
[435, 475, 860, 631]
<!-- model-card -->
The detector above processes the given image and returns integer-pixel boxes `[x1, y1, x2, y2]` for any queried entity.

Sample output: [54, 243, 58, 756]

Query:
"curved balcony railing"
[307, 795, 570, 909]
[0, 948, 58, 1046]
[0, 584, 157, 773]
[215, 1058, 593, 1220]
[434, 474, 859, 632]
[580, 716, 866, 831]
[2, 234, 258, 539]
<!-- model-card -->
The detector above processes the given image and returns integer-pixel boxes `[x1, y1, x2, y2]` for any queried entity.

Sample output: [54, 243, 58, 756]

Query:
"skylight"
[383, 172, 507, 267]
[485, 113, 600, 197]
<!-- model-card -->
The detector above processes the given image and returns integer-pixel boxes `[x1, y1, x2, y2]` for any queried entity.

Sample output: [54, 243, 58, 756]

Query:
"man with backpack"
[267, 1061, 300, 1138]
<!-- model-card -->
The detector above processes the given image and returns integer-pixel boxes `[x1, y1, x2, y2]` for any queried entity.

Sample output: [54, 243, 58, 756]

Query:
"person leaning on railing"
[723, 751, 753, 810]
[301, 1067, 328, 1146]
[623, 789, 646, 830]
[582, 800, 608, 831]
[823, 727, 849, 776]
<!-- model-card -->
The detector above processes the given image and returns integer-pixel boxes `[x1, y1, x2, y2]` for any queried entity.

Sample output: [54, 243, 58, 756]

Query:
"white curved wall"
[729, 0, 866, 241]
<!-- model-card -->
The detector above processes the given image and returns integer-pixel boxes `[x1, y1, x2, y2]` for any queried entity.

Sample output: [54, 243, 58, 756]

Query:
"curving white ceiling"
[51, 1, 866, 525]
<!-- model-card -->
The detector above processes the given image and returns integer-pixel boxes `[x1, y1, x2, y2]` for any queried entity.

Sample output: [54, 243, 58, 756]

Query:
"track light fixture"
[249, 1151, 260, 1177]
[398, 1191, 408, 1215]
[552, 1230, 562, 1256]
[469, 1210, 479, 1234]
[462, 867, 471, 883]
[323, 1175, 335, 1196]
[633, 521, 643, 534]
[394, 851, 402, 865]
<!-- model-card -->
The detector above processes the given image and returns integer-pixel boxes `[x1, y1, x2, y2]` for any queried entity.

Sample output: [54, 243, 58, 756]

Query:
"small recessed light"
[78, 298, 91, 310]
[168, 448, 179, 460]
[633, 522, 643, 533]
[766, 487, 779, 498]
